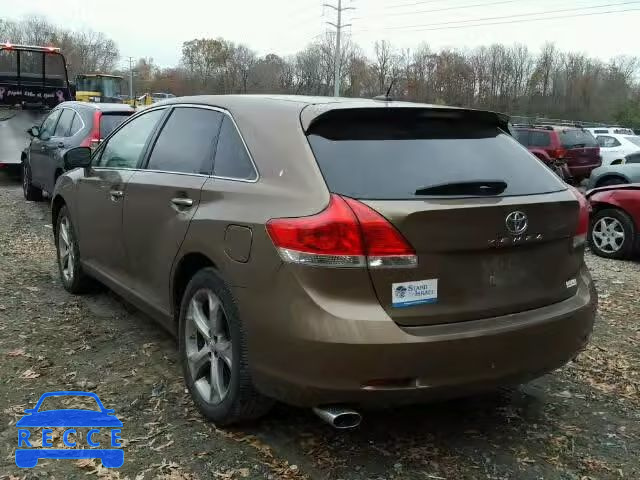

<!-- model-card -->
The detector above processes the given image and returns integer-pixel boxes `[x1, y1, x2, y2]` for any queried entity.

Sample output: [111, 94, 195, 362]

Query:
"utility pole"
[127, 56, 134, 99]
[324, 0, 353, 97]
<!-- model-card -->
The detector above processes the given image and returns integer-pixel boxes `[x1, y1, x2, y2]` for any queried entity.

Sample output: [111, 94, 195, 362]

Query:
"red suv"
[514, 126, 601, 181]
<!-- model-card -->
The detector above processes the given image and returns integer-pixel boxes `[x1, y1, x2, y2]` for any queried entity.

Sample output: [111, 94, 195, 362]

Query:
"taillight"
[569, 186, 589, 248]
[553, 148, 567, 159]
[80, 111, 102, 149]
[266, 194, 417, 268]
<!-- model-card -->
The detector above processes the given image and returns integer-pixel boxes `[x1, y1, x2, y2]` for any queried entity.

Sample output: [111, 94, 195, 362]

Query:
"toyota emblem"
[505, 211, 528, 235]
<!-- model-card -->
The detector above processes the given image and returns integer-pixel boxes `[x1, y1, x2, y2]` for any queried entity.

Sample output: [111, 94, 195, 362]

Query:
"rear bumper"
[242, 266, 597, 407]
[569, 164, 600, 180]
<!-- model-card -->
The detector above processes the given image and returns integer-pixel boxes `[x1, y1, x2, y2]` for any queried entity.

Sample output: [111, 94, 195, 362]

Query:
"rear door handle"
[171, 197, 194, 208]
[110, 190, 124, 201]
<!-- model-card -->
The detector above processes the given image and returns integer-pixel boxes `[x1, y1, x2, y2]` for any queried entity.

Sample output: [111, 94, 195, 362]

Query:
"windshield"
[625, 136, 640, 147]
[37, 395, 101, 412]
[77, 76, 123, 97]
[307, 110, 565, 199]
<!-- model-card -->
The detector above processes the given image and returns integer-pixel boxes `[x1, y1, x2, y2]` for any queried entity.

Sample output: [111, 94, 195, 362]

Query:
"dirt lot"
[0, 172, 638, 480]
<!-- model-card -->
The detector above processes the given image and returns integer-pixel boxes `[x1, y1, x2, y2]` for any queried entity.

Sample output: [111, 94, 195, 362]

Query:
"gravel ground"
[0, 172, 638, 480]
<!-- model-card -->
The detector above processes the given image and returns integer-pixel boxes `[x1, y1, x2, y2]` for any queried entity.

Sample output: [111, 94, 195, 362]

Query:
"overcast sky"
[4, 0, 640, 68]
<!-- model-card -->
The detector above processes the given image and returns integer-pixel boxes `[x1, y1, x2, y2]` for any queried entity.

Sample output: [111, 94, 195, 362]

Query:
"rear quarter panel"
[589, 189, 640, 228]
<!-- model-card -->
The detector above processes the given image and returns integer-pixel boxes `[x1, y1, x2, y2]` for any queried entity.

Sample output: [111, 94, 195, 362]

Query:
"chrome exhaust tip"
[312, 405, 362, 429]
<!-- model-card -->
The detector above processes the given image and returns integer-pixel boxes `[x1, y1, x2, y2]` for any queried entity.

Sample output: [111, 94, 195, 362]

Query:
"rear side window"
[146, 107, 223, 175]
[560, 129, 597, 148]
[306, 109, 565, 199]
[100, 113, 132, 139]
[597, 136, 621, 148]
[529, 131, 551, 147]
[70, 112, 83, 135]
[213, 116, 257, 180]
[54, 109, 75, 137]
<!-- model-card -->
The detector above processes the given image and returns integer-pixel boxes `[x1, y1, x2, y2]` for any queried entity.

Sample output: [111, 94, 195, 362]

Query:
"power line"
[382, 0, 449, 9]
[355, 0, 529, 19]
[353, 0, 640, 32]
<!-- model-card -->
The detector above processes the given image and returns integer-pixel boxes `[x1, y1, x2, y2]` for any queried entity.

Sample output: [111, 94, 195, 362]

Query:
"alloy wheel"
[185, 289, 233, 405]
[592, 216, 625, 253]
[58, 216, 75, 282]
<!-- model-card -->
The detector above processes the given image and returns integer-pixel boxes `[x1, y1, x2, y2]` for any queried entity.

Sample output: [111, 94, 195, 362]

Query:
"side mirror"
[64, 147, 92, 170]
[27, 126, 40, 137]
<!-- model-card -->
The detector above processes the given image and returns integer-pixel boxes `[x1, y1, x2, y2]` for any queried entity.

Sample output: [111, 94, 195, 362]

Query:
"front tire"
[55, 206, 92, 293]
[22, 162, 42, 201]
[179, 268, 273, 425]
[588, 208, 636, 259]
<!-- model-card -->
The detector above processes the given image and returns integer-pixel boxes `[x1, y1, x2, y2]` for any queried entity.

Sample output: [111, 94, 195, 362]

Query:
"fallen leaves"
[19, 368, 40, 379]
[7, 348, 25, 357]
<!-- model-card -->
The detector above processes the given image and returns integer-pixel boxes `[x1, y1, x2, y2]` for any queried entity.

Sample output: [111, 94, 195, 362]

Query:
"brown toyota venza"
[51, 95, 597, 428]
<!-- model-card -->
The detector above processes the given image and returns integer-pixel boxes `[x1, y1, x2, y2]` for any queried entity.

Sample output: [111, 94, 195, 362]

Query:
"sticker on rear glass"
[392, 279, 438, 308]
[566, 278, 577, 288]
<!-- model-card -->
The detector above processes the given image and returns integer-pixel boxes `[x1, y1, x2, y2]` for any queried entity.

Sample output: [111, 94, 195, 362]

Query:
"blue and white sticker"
[392, 279, 438, 308]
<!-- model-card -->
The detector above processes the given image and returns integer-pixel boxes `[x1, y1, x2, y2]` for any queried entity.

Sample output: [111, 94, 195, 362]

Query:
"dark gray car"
[22, 101, 133, 200]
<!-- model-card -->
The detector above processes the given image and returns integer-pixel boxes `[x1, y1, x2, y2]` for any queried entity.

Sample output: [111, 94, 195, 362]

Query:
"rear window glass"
[100, 113, 132, 139]
[513, 130, 528, 145]
[624, 136, 640, 147]
[306, 109, 565, 199]
[559, 129, 597, 148]
[530, 131, 551, 147]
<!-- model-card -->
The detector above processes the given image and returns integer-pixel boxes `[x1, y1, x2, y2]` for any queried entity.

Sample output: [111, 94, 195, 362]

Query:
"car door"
[597, 135, 623, 164]
[76, 108, 167, 282]
[42, 108, 76, 192]
[121, 106, 223, 316]
[29, 109, 61, 186]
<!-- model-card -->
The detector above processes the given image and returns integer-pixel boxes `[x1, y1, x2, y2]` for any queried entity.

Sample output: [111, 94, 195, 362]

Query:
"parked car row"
[19, 96, 597, 428]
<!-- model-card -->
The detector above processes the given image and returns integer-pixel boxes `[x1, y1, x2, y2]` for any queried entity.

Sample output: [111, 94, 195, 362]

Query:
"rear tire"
[55, 206, 93, 293]
[179, 268, 273, 425]
[588, 208, 635, 259]
[22, 162, 42, 201]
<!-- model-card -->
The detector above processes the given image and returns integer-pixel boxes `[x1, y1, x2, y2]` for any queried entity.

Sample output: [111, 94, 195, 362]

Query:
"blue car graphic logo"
[15, 391, 123, 468]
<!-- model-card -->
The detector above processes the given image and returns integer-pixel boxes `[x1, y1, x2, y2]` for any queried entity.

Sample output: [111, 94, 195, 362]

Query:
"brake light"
[266, 194, 417, 268]
[3, 42, 12, 49]
[569, 186, 589, 248]
[553, 148, 567, 159]
[80, 111, 102, 149]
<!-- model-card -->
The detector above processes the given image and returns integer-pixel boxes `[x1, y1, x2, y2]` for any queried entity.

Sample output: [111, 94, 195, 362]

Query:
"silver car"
[587, 151, 640, 189]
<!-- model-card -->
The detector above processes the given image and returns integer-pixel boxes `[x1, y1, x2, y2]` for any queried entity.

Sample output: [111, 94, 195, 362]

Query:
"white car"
[594, 133, 640, 165]
[586, 127, 635, 136]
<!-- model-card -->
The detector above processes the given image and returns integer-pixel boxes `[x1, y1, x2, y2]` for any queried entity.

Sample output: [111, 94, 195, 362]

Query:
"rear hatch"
[560, 128, 601, 169]
[305, 107, 584, 327]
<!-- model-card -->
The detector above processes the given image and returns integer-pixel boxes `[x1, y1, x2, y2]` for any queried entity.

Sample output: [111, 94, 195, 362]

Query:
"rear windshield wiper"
[415, 180, 508, 196]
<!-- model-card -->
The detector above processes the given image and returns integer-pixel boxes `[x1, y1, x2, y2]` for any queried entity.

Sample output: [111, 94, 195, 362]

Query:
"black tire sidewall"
[178, 268, 244, 424]
[22, 162, 42, 201]
[588, 209, 635, 259]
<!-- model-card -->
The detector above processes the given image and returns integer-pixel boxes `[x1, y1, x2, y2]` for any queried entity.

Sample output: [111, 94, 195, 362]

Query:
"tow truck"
[0, 43, 72, 172]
